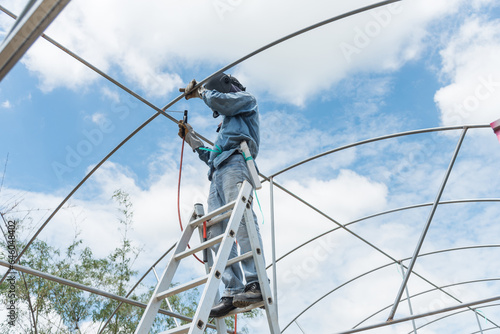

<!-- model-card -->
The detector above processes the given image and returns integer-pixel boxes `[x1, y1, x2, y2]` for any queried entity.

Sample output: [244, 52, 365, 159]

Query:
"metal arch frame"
[0, 259, 228, 332]
[267, 150, 500, 332]
[1, 0, 498, 333]
[281, 245, 500, 332]
[331, 295, 500, 334]
[388, 127, 468, 321]
[267, 125, 498, 332]
[355, 276, 500, 329]
[0, 0, 402, 283]
[408, 303, 500, 334]
[269, 124, 490, 178]
[267, 199, 500, 267]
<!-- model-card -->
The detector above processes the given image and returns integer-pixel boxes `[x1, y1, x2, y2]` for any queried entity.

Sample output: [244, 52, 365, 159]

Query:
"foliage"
[0, 190, 262, 333]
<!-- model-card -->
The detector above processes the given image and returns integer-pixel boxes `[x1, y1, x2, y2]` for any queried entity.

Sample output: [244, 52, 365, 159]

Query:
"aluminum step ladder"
[134, 179, 279, 334]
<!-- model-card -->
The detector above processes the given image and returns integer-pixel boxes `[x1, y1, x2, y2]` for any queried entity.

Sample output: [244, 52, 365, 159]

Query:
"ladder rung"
[209, 251, 253, 272]
[159, 323, 191, 334]
[206, 210, 232, 228]
[175, 235, 224, 261]
[156, 275, 209, 301]
[189, 199, 237, 228]
[226, 251, 253, 267]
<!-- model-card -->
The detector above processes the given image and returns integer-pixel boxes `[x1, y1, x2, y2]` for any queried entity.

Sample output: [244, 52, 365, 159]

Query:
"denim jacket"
[195, 89, 260, 180]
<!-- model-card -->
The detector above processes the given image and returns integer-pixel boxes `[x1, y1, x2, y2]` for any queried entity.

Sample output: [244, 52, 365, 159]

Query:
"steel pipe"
[270, 125, 489, 178]
[333, 295, 500, 334]
[283, 245, 500, 331]
[0, 0, 71, 80]
[0, 0, 402, 285]
[387, 128, 468, 321]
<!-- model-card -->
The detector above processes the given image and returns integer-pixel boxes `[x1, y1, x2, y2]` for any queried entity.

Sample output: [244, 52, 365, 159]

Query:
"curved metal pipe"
[355, 279, 500, 330]
[282, 245, 500, 332]
[0, 0, 403, 284]
[332, 295, 500, 334]
[98, 242, 177, 334]
[3, 3, 496, 333]
[272, 175, 499, 331]
[268, 199, 500, 267]
[0, 4, 178, 123]
[409, 303, 500, 334]
[270, 125, 489, 178]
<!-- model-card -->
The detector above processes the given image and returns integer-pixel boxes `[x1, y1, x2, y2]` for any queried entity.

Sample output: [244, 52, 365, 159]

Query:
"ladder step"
[189, 200, 236, 228]
[208, 251, 253, 272]
[156, 275, 209, 301]
[158, 323, 191, 334]
[174, 234, 224, 261]
[205, 210, 232, 228]
[226, 251, 253, 267]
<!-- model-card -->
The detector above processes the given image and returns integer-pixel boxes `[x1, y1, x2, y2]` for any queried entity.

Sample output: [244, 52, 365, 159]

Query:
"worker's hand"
[178, 121, 189, 139]
[180, 79, 206, 100]
[178, 121, 203, 151]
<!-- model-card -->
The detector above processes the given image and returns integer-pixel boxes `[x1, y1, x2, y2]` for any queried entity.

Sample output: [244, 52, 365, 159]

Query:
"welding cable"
[177, 137, 204, 265]
[0, 0, 403, 285]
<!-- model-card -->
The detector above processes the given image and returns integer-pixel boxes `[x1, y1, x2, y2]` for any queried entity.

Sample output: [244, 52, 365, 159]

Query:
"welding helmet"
[204, 73, 246, 118]
[204, 73, 246, 93]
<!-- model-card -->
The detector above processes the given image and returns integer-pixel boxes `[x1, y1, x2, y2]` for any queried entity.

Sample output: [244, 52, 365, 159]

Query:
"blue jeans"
[207, 154, 264, 297]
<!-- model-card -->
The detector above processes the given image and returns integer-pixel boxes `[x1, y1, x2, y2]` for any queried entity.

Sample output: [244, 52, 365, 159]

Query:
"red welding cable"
[178, 138, 204, 265]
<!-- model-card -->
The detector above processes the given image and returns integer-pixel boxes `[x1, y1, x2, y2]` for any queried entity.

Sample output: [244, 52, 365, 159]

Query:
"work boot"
[209, 297, 236, 318]
[232, 282, 263, 308]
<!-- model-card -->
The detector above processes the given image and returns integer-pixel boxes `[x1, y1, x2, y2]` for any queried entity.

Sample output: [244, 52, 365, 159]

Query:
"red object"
[178, 138, 204, 264]
[492, 118, 500, 143]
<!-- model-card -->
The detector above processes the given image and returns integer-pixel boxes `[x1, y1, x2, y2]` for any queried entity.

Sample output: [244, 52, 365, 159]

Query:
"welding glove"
[178, 121, 203, 151]
[182, 79, 206, 100]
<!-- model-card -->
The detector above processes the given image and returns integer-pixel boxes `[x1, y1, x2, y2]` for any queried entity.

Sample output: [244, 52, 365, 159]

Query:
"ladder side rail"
[240, 141, 262, 190]
[197, 215, 228, 334]
[187, 180, 253, 334]
[243, 207, 281, 333]
[135, 223, 197, 333]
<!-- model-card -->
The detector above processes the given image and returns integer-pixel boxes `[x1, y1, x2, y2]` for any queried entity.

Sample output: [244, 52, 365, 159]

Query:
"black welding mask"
[205, 73, 246, 118]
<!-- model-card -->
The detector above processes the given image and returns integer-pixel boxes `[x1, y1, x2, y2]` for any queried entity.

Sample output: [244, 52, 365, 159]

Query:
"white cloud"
[1, 100, 11, 108]
[100, 86, 120, 103]
[0, 0, 30, 38]
[435, 17, 500, 127]
[90, 112, 105, 125]
[3, 0, 500, 331]
[3, 126, 500, 332]
[6, 0, 484, 105]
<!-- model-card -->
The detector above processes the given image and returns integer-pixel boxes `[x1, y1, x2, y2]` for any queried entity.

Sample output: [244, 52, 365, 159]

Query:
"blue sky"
[1, 0, 500, 333]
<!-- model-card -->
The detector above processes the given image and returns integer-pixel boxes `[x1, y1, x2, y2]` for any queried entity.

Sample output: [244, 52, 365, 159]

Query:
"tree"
[0, 190, 261, 333]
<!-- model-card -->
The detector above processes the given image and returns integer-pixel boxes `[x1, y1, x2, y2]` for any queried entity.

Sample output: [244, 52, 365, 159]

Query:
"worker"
[178, 73, 265, 317]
